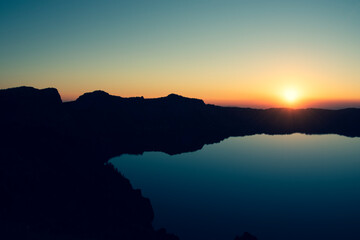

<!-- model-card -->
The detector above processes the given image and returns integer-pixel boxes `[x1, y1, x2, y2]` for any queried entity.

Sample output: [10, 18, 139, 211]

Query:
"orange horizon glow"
[56, 87, 360, 110]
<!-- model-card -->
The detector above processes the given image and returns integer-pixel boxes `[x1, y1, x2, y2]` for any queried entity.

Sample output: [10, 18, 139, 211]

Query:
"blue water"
[110, 134, 360, 240]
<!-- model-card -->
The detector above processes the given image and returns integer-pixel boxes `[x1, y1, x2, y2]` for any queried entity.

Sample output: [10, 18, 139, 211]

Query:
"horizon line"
[3, 85, 360, 110]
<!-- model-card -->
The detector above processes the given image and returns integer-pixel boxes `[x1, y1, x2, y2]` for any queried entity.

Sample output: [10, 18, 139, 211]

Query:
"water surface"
[110, 134, 360, 240]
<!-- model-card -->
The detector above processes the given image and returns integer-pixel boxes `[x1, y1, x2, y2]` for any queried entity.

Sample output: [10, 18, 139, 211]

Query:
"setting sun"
[283, 88, 299, 104]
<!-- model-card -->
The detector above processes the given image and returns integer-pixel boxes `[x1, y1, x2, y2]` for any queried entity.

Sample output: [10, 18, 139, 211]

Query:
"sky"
[1, 0, 360, 108]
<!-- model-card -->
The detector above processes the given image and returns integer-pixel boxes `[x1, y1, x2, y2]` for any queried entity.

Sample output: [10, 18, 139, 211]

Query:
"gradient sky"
[1, 0, 360, 108]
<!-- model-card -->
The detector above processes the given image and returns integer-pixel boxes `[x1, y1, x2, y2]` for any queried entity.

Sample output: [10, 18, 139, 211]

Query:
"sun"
[283, 88, 299, 104]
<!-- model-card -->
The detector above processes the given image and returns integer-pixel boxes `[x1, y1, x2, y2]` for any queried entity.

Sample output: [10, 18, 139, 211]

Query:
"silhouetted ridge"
[75, 90, 146, 111]
[76, 90, 119, 104]
[75, 91, 204, 107]
[0, 86, 62, 110]
[79, 89, 111, 98]
[155, 93, 206, 111]
[165, 93, 205, 105]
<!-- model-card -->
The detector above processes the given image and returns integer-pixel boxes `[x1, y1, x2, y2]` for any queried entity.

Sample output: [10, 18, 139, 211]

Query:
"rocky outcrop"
[0, 87, 179, 240]
[0, 86, 62, 110]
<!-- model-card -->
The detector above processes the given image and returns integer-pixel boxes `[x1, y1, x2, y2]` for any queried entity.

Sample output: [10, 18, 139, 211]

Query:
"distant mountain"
[1, 86, 360, 240]
[65, 87, 360, 156]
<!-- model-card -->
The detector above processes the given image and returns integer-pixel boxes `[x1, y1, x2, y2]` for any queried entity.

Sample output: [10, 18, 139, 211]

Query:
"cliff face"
[0, 87, 178, 240]
[0, 86, 62, 110]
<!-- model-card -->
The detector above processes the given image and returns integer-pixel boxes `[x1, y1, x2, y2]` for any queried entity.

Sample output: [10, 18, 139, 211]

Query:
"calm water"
[110, 134, 360, 240]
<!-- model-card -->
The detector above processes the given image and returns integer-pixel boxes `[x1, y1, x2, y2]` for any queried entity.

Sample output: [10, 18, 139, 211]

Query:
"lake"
[110, 134, 360, 240]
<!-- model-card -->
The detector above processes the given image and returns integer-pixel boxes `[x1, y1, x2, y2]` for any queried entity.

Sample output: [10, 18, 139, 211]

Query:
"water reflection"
[110, 134, 360, 240]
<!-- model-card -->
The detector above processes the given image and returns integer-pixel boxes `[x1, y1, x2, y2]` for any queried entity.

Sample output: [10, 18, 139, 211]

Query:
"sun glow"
[283, 88, 299, 104]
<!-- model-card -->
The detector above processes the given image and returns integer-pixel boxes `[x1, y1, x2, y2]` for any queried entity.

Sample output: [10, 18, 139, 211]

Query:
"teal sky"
[1, 0, 360, 108]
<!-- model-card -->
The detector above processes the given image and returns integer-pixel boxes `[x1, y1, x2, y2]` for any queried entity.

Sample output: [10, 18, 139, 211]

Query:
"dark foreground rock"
[0, 87, 178, 240]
